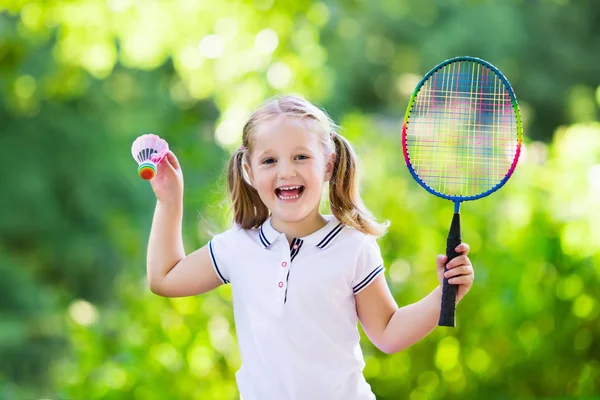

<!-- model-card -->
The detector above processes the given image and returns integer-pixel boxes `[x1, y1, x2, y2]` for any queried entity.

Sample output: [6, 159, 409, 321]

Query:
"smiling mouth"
[275, 185, 305, 200]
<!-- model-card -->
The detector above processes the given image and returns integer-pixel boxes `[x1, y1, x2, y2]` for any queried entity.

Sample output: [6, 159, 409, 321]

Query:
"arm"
[356, 245, 474, 354]
[355, 277, 441, 354]
[146, 200, 223, 297]
[146, 151, 223, 297]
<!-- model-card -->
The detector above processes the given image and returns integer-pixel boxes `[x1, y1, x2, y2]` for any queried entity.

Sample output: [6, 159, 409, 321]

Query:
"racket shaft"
[439, 212, 461, 327]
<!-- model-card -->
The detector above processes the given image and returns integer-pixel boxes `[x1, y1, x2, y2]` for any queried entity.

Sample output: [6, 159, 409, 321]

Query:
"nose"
[277, 159, 297, 179]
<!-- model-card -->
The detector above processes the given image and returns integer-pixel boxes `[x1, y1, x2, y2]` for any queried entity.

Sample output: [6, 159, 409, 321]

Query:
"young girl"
[146, 95, 475, 400]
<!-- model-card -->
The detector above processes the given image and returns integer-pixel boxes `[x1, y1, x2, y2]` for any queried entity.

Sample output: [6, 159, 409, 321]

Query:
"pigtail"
[329, 133, 389, 237]
[226, 147, 269, 229]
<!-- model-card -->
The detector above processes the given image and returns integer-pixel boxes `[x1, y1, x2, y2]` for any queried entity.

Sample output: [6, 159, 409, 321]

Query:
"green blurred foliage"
[1, 0, 599, 399]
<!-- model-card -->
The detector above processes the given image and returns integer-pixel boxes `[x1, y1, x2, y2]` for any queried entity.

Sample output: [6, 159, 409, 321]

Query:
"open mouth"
[275, 185, 305, 200]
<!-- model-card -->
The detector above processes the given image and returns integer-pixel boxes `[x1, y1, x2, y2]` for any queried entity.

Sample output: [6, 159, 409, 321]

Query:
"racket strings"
[406, 60, 519, 198]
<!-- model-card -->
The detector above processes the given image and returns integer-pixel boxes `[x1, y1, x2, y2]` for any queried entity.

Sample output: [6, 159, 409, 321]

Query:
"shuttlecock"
[131, 134, 169, 180]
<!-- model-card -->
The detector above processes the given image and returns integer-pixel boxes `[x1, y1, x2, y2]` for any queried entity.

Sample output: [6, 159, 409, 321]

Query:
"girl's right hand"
[150, 151, 184, 204]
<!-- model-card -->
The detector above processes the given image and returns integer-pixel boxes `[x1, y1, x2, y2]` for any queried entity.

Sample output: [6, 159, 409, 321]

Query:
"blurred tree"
[1, 0, 599, 399]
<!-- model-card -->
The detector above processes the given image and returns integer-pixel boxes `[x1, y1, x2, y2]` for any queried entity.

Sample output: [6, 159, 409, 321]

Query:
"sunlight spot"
[167, 323, 191, 347]
[255, 29, 279, 55]
[525, 141, 548, 165]
[186, 73, 214, 100]
[561, 222, 589, 257]
[151, 342, 182, 371]
[170, 296, 198, 316]
[215, 120, 240, 147]
[441, 363, 464, 385]
[307, 3, 330, 27]
[199, 34, 225, 59]
[518, 320, 539, 349]
[215, 18, 238, 41]
[107, 0, 131, 13]
[572, 294, 595, 319]
[178, 46, 204, 71]
[556, 274, 583, 300]
[20, 3, 43, 29]
[397, 73, 421, 97]
[208, 315, 233, 354]
[68, 299, 98, 326]
[435, 336, 460, 371]
[503, 196, 532, 229]
[363, 357, 381, 378]
[214, 106, 250, 147]
[100, 363, 128, 389]
[267, 62, 292, 89]
[122, 32, 162, 68]
[417, 370, 439, 391]
[253, 0, 275, 10]
[466, 348, 491, 375]
[14, 75, 36, 99]
[188, 345, 214, 377]
[588, 164, 600, 194]
[337, 17, 359, 39]
[81, 42, 116, 78]
[388, 259, 411, 284]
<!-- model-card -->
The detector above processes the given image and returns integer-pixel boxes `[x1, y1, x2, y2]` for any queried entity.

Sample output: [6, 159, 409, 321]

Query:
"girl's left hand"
[436, 243, 474, 304]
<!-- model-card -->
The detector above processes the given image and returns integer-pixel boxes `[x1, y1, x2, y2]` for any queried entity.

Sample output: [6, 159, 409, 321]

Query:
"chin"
[272, 208, 309, 223]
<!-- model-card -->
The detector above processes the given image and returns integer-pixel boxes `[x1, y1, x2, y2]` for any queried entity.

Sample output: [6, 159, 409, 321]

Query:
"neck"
[270, 209, 328, 243]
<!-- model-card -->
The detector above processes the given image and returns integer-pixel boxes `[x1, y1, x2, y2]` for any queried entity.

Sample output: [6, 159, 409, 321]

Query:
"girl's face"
[244, 116, 334, 226]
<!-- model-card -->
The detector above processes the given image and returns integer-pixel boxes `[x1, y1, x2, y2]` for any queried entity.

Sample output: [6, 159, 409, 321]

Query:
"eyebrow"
[256, 146, 314, 159]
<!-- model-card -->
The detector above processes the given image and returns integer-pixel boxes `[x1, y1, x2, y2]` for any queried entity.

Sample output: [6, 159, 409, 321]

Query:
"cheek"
[252, 171, 274, 195]
[304, 166, 327, 188]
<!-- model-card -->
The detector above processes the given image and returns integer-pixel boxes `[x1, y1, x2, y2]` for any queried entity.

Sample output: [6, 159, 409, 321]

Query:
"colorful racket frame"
[402, 56, 523, 214]
[401, 56, 523, 327]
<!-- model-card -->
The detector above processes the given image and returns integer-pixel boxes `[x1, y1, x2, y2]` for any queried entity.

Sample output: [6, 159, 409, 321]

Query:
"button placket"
[274, 239, 291, 307]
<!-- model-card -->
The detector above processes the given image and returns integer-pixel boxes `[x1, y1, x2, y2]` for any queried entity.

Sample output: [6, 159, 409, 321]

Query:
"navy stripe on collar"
[317, 222, 344, 249]
[258, 219, 344, 249]
[258, 225, 271, 248]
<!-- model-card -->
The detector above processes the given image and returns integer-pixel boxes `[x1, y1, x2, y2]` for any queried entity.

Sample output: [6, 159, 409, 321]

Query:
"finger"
[165, 151, 181, 170]
[447, 255, 470, 269]
[436, 254, 448, 268]
[156, 154, 176, 177]
[455, 243, 470, 255]
[444, 265, 473, 279]
[448, 275, 474, 285]
[446, 255, 470, 269]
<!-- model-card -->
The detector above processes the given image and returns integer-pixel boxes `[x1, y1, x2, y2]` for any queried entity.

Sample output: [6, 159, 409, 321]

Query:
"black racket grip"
[439, 212, 461, 327]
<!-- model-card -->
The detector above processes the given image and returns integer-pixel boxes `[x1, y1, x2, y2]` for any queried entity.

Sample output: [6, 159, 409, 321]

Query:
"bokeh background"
[1, 0, 599, 399]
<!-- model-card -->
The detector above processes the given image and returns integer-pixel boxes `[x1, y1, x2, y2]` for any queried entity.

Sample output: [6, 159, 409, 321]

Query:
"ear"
[324, 152, 336, 182]
[243, 159, 254, 186]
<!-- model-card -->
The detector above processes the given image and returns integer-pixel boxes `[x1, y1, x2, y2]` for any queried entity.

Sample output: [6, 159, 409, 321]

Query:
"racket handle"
[439, 212, 461, 327]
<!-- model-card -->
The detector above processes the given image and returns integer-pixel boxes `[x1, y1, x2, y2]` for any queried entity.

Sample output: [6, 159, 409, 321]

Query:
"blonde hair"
[226, 95, 388, 237]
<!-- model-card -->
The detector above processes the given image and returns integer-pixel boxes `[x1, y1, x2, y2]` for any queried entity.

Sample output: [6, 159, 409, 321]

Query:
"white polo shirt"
[208, 215, 385, 400]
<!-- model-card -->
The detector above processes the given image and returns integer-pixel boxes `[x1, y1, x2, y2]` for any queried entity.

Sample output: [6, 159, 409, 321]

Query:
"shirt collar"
[258, 215, 345, 250]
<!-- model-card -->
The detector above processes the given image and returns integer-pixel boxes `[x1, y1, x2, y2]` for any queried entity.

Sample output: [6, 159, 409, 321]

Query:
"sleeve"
[207, 227, 238, 284]
[352, 235, 385, 295]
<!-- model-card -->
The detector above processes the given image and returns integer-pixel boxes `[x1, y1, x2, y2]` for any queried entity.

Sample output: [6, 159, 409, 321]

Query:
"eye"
[261, 158, 276, 164]
[295, 155, 310, 160]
